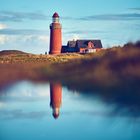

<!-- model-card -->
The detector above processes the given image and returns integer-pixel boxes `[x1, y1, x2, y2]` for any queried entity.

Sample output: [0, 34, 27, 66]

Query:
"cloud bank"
[1, 10, 140, 22]
[0, 109, 47, 120]
[0, 11, 48, 22]
[67, 13, 140, 21]
[80, 13, 140, 21]
[0, 23, 7, 29]
[0, 28, 48, 35]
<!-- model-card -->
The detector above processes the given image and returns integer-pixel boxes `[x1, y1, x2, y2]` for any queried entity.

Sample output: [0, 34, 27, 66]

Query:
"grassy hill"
[0, 50, 84, 64]
[41, 41, 140, 90]
[0, 41, 140, 91]
[0, 50, 28, 56]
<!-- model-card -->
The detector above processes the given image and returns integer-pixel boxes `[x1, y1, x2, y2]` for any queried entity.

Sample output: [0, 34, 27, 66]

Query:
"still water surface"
[0, 81, 140, 140]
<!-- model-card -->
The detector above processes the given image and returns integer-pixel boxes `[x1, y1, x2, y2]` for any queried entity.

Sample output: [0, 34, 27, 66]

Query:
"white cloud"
[63, 34, 81, 45]
[0, 35, 9, 44]
[0, 34, 49, 54]
[0, 24, 9, 44]
[14, 35, 49, 43]
[72, 34, 80, 41]
[0, 35, 49, 44]
[0, 23, 7, 30]
[38, 35, 49, 43]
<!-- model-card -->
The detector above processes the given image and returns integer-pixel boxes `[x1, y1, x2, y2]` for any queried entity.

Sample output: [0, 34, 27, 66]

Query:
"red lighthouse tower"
[49, 12, 62, 54]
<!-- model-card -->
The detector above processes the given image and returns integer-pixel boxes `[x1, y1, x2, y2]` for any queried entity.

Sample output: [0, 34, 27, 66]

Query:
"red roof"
[53, 12, 59, 18]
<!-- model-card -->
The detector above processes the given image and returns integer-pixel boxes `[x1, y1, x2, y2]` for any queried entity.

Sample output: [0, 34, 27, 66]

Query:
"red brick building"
[62, 40, 102, 53]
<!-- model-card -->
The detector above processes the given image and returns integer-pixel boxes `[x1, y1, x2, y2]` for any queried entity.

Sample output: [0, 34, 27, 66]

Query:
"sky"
[0, 0, 140, 54]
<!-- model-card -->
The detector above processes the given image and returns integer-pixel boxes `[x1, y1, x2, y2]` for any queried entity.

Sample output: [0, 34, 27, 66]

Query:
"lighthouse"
[49, 12, 62, 54]
[50, 83, 62, 119]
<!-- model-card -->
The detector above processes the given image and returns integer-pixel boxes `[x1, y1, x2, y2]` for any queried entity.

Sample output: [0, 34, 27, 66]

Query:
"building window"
[88, 42, 94, 48]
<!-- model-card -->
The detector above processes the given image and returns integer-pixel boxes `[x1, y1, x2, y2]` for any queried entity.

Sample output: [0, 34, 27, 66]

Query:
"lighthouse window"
[53, 18, 59, 23]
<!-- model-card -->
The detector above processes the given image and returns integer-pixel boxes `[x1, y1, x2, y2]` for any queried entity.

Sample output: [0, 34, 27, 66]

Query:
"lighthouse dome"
[53, 12, 59, 18]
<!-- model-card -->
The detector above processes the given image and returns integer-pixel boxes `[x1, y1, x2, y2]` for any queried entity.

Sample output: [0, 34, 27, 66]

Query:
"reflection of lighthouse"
[50, 83, 62, 119]
[49, 12, 62, 54]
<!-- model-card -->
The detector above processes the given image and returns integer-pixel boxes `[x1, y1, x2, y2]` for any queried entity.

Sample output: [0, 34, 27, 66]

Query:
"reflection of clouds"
[63, 87, 80, 97]
[61, 111, 108, 117]
[61, 111, 140, 119]
[0, 81, 50, 102]
[0, 109, 47, 120]
[1, 109, 140, 121]
[0, 97, 47, 102]
[0, 93, 49, 102]
[129, 8, 140, 12]
[0, 102, 6, 108]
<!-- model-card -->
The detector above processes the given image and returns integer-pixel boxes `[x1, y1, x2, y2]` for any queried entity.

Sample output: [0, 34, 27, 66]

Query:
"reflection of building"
[49, 12, 62, 54]
[50, 83, 62, 119]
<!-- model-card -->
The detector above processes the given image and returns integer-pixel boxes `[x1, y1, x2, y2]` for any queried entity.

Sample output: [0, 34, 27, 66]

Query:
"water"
[0, 81, 140, 140]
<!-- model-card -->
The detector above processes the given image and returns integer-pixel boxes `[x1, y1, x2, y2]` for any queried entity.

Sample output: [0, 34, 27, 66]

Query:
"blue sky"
[0, 0, 140, 54]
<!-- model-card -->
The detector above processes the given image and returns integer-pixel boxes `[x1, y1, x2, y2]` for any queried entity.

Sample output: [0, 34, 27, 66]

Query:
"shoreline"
[0, 42, 140, 91]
